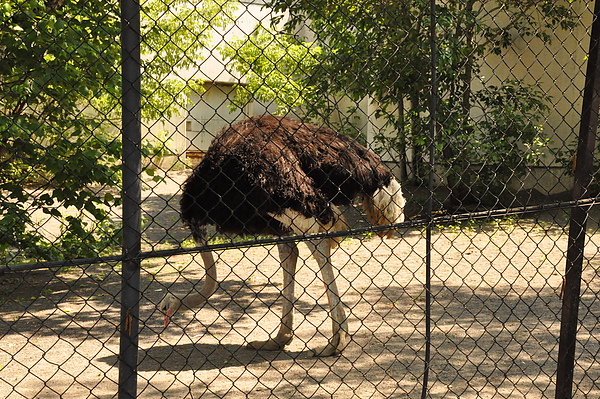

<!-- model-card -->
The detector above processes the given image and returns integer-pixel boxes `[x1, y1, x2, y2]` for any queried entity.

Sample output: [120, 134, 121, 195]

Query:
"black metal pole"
[555, 2, 600, 398]
[119, 1, 142, 398]
[421, 0, 436, 398]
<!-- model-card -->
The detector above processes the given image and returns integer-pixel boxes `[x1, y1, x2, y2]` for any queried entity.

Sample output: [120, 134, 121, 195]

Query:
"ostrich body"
[160, 115, 405, 356]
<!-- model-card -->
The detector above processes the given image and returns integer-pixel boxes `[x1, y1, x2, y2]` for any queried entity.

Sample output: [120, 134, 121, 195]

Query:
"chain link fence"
[1, 0, 600, 398]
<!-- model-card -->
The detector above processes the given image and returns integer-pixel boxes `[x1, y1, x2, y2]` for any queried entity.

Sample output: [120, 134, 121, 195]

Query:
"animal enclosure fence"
[1, 1, 600, 398]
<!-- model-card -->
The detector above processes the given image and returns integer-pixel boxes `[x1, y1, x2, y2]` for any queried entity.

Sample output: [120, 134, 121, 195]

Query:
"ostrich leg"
[247, 242, 299, 350]
[307, 239, 349, 357]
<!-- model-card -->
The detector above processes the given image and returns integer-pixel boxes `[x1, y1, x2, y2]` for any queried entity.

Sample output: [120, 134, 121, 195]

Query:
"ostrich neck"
[181, 251, 218, 310]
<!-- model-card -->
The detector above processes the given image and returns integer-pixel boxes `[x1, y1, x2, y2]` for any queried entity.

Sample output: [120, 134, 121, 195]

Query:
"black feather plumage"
[180, 115, 394, 238]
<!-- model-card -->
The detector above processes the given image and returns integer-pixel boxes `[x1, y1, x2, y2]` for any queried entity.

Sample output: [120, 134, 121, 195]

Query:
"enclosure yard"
[1, 176, 599, 398]
[2, 1, 600, 397]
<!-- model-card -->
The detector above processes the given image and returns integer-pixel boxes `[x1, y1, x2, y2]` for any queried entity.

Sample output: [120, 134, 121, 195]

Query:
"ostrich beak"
[164, 309, 173, 327]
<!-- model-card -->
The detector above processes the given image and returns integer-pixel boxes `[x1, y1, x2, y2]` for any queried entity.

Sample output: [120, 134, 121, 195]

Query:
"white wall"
[182, 1, 282, 156]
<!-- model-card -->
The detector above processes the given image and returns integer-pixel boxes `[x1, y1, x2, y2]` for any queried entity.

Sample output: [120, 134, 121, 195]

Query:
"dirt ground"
[1, 170, 599, 398]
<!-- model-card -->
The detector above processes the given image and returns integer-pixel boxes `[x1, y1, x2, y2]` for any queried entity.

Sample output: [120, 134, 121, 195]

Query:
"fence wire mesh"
[1, 0, 600, 398]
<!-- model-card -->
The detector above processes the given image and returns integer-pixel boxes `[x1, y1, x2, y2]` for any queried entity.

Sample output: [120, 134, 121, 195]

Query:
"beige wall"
[476, 1, 593, 193]
[186, 82, 275, 154]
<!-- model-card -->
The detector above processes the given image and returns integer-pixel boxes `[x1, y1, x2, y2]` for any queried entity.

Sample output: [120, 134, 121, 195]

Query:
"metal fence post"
[555, 2, 600, 398]
[119, 1, 142, 398]
[421, 0, 437, 398]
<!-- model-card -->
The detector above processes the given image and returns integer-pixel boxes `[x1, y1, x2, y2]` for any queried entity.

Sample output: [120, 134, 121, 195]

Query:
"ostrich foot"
[247, 333, 293, 351]
[312, 331, 349, 357]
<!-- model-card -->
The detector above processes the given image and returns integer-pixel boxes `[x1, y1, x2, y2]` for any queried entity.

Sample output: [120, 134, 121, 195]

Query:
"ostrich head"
[159, 293, 182, 327]
[158, 251, 219, 328]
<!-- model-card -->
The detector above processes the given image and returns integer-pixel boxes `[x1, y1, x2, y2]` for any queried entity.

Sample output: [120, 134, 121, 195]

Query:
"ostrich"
[159, 115, 405, 356]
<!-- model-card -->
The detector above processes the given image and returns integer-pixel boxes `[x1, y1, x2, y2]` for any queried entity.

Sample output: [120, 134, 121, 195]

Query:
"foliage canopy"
[255, 0, 579, 207]
[0, 0, 234, 262]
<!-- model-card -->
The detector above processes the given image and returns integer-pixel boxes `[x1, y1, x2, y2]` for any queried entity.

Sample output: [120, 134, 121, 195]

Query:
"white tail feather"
[363, 178, 405, 238]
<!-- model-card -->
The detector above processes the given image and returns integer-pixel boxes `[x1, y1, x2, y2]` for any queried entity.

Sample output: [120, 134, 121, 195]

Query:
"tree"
[220, 24, 322, 115]
[263, 0, 578, 207]
[0, 0, 235, 262]
[1, 1, 122, 261]
[139, 0, 236, 121]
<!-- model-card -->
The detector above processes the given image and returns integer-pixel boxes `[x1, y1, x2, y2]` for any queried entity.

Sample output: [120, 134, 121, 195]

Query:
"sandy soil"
[1, 171, 599, 399]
